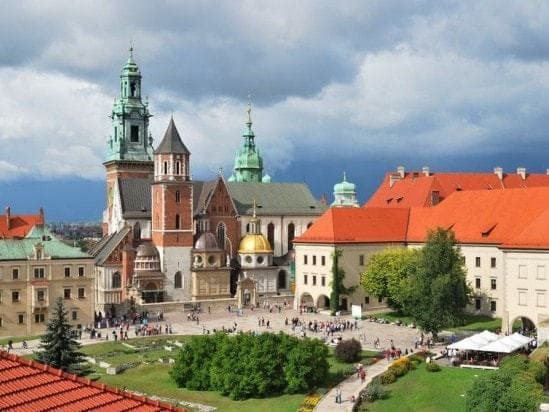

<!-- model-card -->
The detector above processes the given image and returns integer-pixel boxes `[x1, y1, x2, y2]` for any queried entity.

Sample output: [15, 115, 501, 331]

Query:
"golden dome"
[238, 234, 272, 254]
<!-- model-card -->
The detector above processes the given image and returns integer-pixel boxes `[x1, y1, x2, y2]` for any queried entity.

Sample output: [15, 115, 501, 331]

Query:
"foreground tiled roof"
[297, 187, 549, 250]
[0, 351, 184, 412]
[365, 171, 549, 208]
[0, 213, 44, 239]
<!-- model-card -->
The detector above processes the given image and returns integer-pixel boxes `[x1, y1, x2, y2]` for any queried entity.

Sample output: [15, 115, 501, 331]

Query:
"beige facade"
[0, 258, 95, 337]
[294, 243, 393, 312]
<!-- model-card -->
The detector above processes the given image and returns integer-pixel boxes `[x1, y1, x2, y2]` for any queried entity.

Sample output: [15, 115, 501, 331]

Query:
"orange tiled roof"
[0, 213, 44, 238]
[298, 187, 549, 250]
[365, 171, 549, 208]
[294, 207, 410, 244]
[0, 351, 185, 412]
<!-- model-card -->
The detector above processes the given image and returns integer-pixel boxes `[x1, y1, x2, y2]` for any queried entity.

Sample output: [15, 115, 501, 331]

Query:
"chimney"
[422, 166, 430, 177]
[397, 165, 405, 178]
[493, 167, 503, 180]
[389, 174, 400, 188]
[5, 206, 10, 230]
[517, 167, 526, 180]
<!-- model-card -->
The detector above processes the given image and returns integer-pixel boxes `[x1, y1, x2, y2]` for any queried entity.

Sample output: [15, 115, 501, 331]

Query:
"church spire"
[228, 100, 264, 183]
[105, 47, 153, 163]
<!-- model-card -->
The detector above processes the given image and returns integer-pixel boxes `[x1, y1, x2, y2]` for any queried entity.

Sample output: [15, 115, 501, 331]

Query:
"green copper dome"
[332, 172, 359, 207]
[231, 103, 264, 183]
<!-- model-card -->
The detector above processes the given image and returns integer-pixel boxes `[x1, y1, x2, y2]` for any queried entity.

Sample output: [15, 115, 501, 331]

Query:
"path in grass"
[360, 366, 493, 412]
[80, 336, 372, 412]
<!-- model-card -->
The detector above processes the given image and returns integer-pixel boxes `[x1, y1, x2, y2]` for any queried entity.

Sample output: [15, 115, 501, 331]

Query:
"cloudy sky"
[2, 1, 549, 219]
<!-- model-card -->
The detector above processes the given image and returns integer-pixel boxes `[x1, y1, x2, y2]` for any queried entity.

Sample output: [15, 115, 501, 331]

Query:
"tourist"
[360, 368, 366, 384]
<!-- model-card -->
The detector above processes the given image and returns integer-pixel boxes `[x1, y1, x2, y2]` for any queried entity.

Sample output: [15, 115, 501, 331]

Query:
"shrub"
[425, 362, 441, 372]
[370, 375, 382, 386]
[334, 339, 362, 363]
[409, 354, 424, 364]
[362, 383, 388, 402]
[379, 369, 397, 384]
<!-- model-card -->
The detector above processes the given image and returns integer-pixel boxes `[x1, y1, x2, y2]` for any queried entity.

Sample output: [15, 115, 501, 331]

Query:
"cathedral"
[91, 50, 326, 313]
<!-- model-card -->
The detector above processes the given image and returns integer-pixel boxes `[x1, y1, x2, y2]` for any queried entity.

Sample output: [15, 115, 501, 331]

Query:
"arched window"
[267, 223, 275, 249]
[287, 223, 295, 251]
[112, 272, 121, 289]
[307, 222, 314, 229]
[246, 223, 250, 233]
[174, 271, 182, 289]
[175, 190, 180, 203]
[163, 161, 168, 175]
[217, 222, 226, 250]
[176, 161, 180, 175]
[130, 81, 136, 97]
[175, 214, 181, 229]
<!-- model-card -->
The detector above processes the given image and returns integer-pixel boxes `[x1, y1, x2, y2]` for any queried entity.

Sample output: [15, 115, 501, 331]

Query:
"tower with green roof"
[332, 172, 359, 207]
[105, 47, 154, 163]
[103, 48, 155, 235]
[229, 103, 270, 183]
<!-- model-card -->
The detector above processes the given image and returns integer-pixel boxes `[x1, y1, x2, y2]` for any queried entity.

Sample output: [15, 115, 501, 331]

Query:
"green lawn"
[79, 336, 368, 412]
[0, 335, 42, 346]
[360, 366, 492, 412]
[370, 311, 501, 332]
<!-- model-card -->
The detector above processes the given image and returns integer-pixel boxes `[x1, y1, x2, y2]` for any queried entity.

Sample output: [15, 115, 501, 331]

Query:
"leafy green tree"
[285, 338, 329, 393]
[36, 297, 88, 375]
[466, 355, 543, 412]
[330, 249, 356, 315]
[360, 247, 420, 310]
[400, 228, 472, 339]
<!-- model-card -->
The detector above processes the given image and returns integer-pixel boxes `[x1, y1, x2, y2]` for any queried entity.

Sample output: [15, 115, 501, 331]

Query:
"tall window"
[112, 272, 121, 288]
[163, 161, 168, 174]
[475, 257, 481, 267]
[176, 161, 180, 175]
[114, 126, 117, 142]
[133, 222, 141, 240]
[312, 255, 317, 265]
[78, 267, 84, 277]
[175, 214, 181, 229]
[33, 268, 45, 279]
[278, 270, 286, 289]
[130, 125, 139, 142]
[64, 267, 71, 278]
[130, 81, 136, 97]
[490, 257, 496, 268]
[359, 255, 365, 265]
[217, 222, 226, 250]
[174, 272, 182, 289]
[175, 190, 181, 203]
[287, 223, 295, 251]
[12, 268, 18, 280]
[267, 223, 275, 249]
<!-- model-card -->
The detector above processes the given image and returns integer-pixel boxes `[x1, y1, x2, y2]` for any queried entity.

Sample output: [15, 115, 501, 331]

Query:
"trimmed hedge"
[170, 332, 329, 400]
[425, 362, 441, 372]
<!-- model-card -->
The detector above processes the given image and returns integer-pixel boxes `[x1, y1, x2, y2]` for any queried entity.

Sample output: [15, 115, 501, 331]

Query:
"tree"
[360, 247, 420, 311]
[400, 228, 472, 339]
[285, 337, 329, 393]
[330, 249, 356, 315]
[36, 297, 88, 375]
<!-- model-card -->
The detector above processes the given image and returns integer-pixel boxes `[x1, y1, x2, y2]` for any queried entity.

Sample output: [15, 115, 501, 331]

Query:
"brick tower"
[151, 118, 193, 301]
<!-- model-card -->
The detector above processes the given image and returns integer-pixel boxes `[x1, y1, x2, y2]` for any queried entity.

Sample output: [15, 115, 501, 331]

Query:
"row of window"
[472, 256, 497, 268]
[303, 254, 366, 266]
[303, 275, 326, 287]
[1, 288, 86, 303]
[3, 266, 86, 280]
[303, 255, 327, 266]
[0, 309, 80, 327]
[518, 265, 546, 280]
[517, 290, 547, 307]
[364, 296, 384, 304]
[474, 298, 497, 312]
[475, 278, 497, 290]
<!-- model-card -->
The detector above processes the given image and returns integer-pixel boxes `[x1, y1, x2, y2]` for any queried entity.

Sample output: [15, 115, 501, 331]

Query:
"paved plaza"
[9, 306, 422, 356]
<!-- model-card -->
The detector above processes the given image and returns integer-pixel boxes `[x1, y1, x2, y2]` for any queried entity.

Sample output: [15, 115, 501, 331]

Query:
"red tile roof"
[365, 171, 549, 208]
[297, 187, 549, 250]
[0, 351, 185, 412]
[0, 211, 44, 239]
[294, 207, 410, 244]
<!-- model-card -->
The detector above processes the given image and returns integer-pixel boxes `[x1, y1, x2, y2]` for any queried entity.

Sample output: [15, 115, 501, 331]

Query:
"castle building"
[295, 169, 549, 336]
[92, 50, 325, 314]
[0, 211, 94, 337]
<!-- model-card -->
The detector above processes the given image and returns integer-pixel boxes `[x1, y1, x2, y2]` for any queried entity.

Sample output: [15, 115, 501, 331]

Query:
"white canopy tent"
[447, 330, 500, 351]
[447, 330, 532, 353]
[480, 333, 534, 353]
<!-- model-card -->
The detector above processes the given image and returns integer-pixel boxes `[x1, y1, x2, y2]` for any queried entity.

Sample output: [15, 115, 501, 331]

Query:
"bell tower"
[151, 118, 193, 300]
[103, 47, 154, 234]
